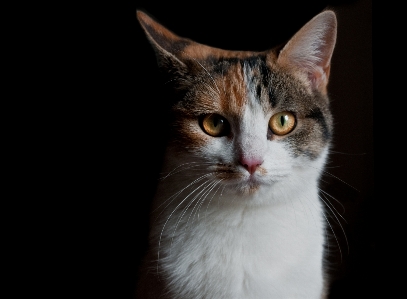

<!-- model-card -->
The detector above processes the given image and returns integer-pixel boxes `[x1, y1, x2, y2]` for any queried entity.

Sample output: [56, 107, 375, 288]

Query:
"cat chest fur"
[154, 183, 326, 299]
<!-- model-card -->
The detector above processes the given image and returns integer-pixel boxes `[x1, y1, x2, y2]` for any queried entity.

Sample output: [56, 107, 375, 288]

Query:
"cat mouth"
[236, 178, 262, 194]
[216, 166, 266, 185]
[216, 172, 264, 194]
[244, 174, 263, 186]
[213, 165, 268, 192]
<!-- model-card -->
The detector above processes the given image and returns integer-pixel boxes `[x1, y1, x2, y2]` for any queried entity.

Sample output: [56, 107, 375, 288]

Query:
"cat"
[136, 9, 337, 299]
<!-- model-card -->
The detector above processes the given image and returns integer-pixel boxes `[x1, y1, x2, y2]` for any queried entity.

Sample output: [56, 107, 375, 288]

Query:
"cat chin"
[235, 184, 261, 195]
[223, 177, 271, 196]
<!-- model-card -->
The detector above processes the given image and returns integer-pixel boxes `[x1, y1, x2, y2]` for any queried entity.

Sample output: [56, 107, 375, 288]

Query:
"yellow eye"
[269, 112, 296, 135]
[201, 114, 229, 137]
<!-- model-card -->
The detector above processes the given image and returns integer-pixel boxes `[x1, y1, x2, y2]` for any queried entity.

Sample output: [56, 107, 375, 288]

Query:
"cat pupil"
[280, 115, 286, 126]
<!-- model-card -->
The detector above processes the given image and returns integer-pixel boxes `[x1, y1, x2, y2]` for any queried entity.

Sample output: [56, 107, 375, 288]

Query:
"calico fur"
[136, 10, 337, 299]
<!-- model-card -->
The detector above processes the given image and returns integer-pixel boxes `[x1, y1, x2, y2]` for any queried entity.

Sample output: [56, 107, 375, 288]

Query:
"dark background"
[88, 0, 373, 298]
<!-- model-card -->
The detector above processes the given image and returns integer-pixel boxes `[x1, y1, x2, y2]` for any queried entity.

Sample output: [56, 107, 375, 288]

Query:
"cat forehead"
[177, 54, 309, 119]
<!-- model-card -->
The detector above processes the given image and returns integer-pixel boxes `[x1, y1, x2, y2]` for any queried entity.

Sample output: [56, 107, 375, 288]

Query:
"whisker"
[310, 165, 359, 192]
[159, 162, 214, 180]
[192, 59, 221, 95]
[177, 49, 221, 97]
[153, 173, 214, 214]
[182, 181, 218, 235]
[199, 79, 220, 99]
[319, 193, 346, 227]
[319, 194, 349, 256]
[170, 179, 215, 250]
[295, 176, 344, 260]
[308, 197, 331, 256]
[156, 172, 216, 277]
[321, 169, 359, 192]
[159, 166, 212, 180]
[320, 190, 349, 254]
[329, 150, 366, 156]
[190, 179, 220, 224]
[318, 188, 346, 218]
[321, 211, 343, 263]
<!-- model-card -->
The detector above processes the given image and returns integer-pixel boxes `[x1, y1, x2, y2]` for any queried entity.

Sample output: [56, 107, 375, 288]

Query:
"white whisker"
[321, 211, 343, 263]
[329, 150, 366, 156]
[153, 173, 213, 214]
[159, 162, 214, 180]
[319, 193, 349, 254]
[177, 49, 221, 97]
[310, 164, 359, 192]
[318, 188, 346, 219]
[190, 179, 220, 223]
[193, 60, 221, 95]
[156, 172, 216, 277]
[170, 179, 215, 250]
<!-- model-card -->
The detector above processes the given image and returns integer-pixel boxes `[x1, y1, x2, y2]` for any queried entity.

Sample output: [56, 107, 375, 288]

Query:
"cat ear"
[137, 10, 189, 76]
[276, 10, 337, 95]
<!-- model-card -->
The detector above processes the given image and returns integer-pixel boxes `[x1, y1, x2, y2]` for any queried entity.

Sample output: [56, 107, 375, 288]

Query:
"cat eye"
[201, 113, 230, 137]
[269, 112, 296, 135]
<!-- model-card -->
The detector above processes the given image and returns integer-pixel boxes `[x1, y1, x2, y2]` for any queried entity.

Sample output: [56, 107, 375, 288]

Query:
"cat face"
[168, 55, 332, 194]
[137, 10, 336, 197]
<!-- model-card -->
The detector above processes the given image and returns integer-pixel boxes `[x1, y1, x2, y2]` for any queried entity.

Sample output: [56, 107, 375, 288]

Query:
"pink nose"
[239, 157, 263, 175]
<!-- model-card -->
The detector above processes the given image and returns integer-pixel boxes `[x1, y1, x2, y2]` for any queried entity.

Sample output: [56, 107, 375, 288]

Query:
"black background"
[84, 0, 374, 298]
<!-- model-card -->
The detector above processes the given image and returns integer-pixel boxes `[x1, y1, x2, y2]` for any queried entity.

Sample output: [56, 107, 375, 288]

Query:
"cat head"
[137, 11, 337, 196]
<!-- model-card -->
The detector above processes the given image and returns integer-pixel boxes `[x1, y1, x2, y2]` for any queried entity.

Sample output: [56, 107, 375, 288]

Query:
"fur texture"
[136, 10, 337, 299]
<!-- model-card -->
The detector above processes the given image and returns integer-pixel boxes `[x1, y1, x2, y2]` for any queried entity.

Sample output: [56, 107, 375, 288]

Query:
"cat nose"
[239, 157, 263, 175]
